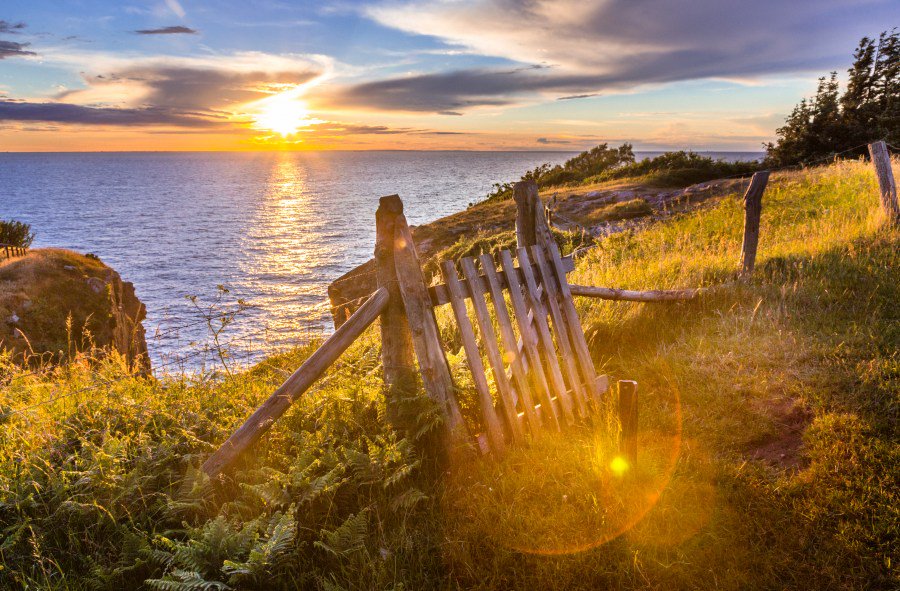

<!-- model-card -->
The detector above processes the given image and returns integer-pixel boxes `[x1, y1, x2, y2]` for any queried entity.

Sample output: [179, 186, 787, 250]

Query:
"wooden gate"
[203, 183, 622, 477]
[432, 245, 608, 455]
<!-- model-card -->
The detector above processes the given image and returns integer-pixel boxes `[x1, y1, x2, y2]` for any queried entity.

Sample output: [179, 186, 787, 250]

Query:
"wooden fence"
[201, 141, 898, 478]
[0, 243, 27, 260]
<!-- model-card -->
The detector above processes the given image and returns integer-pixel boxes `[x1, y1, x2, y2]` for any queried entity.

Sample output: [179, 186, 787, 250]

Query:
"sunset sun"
[251, 92, 319, 137]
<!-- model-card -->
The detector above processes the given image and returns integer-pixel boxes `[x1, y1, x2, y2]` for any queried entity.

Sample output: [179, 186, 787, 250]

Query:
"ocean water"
[0, 150, 761, 371]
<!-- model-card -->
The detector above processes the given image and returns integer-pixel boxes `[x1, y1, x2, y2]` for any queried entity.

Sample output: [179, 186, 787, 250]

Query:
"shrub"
[0, 219, 35, 248]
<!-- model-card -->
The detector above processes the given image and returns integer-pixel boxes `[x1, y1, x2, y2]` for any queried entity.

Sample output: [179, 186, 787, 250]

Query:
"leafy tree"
[766, 29, 900, 165]
[0, 219, 34, 248]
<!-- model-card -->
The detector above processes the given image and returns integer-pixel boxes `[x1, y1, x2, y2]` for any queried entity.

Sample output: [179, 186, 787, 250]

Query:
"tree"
[0, 219, 34, 248]
[766, 29, 900, 166]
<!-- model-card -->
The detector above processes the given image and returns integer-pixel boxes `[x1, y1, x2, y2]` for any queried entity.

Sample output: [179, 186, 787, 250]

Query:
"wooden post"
[202, 287, 390, 477]
[375, 196, 417, 425]
[392, 208, 470, 452]
[739, 171, 770, 276]
[617, 380, 637, 465]
[868, 141, 899, 225]
[514, 180, 554, 249]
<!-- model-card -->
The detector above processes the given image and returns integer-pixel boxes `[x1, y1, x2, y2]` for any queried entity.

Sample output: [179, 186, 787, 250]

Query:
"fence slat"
[393, 215, 470, 450]
[460, 257, 525, 444]
[202, 287, 390, 477]
[545, 243, 603, 405]
[440, 260, 506, 455]
[516, 247, 575, 425]
[499, 249, 561, 431]
[529, 245, 589, 417]
[479, 253, 540, 434]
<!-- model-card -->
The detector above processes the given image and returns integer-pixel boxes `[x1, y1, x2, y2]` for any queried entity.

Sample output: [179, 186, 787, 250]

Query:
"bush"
[0, 219, 35, 248]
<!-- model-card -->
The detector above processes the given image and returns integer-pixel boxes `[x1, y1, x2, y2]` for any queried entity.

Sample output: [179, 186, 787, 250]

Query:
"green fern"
[314, 511, 368, 557]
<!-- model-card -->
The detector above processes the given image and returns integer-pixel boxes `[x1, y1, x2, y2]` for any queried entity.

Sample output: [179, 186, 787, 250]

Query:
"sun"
[251, 91, 319, 137]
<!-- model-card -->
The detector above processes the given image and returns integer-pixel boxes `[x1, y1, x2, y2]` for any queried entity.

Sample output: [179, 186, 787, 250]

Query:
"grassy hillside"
[0, 159, 897, 590]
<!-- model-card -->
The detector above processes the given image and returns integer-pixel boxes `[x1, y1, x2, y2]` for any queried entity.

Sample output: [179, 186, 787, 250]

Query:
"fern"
[145, 569, 231, 591]
[314, 511, 368, 557]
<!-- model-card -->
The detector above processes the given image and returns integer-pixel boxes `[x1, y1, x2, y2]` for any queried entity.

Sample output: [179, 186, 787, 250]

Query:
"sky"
[0, 0, 896, 152]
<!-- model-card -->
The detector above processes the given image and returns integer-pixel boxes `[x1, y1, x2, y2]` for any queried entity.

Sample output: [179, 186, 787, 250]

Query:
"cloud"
[536, 137, 572, 145]
[0, 40, 35, 59]
[165, 0, 186, 18]
[0, 21, 27, 34]
[134, 26, 198, 35]
[0, 100, 226, 127]
[352, 0, 897, 112]
[4, 51, 330, 131]
[44, 51, 328, 113]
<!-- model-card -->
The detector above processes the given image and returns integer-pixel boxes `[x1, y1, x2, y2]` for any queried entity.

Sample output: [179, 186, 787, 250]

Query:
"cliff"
[0, 248, 150, 372]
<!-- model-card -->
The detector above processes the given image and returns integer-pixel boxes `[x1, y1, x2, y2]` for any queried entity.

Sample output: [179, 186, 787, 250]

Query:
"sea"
[0, 150, 762, 372]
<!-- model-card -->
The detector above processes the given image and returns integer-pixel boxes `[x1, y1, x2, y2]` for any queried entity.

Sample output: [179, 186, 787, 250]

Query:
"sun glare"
[251, 91, 320, 137]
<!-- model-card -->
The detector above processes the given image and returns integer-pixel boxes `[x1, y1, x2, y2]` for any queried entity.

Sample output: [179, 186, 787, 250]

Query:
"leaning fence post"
[375, 196, 418, 427]
[617, 380, 638, 465]
[868, 141, 899, 225]
[514, 180, 554, 249]
[739, 171, 770, 276]
[390, 201, 470, 455]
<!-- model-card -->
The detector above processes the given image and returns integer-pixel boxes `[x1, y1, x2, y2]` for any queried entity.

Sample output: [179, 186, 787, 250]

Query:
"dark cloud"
[0, 40, 35, 59]
[0, 100, 227, 127]
[0, 21, 26, 34]
[536, 137, 572, 145]
[557, 93, 598, 101]
[357, 0, 896, 112]
[60, 65, 321, 111]
[323, 40, 844, 113]
[134, 26, 198, 35]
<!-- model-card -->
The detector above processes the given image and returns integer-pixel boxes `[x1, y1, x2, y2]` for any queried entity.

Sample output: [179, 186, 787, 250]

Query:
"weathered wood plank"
[529, 245, 589, 417]
[440, 260, 506, 455]
[429, 255, 574, 307]
[479, 253, 540, 434]
[514, 180, 554, 249]
[516, 247, 575, 425]
[739, 171, 770, 276]
[374, 196, 417, 418]
[500, 249, 561, 431]
[569, 284, 701, 302]
[545, 242, 602, 405]
[393, 215, 470, 450]
[460, 257, 525, 444]
[202, 287, 390, 477]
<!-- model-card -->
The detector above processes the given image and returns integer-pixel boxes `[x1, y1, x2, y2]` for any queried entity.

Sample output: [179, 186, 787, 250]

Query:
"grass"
[0, 159, 897, 589]
[583, 198, 654, 224]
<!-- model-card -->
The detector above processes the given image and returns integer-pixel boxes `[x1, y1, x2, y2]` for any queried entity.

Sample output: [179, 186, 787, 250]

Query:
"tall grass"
[0, 159, 896, 589]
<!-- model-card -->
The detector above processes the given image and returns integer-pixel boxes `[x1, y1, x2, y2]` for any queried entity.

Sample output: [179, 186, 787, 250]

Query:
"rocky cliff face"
[0, 249, 150, 372]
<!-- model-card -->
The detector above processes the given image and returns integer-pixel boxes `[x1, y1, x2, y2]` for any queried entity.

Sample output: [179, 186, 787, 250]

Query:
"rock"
[85, 276, 105, 294]
[0, 248, 150, 373]
[585, 191, 602, 198]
